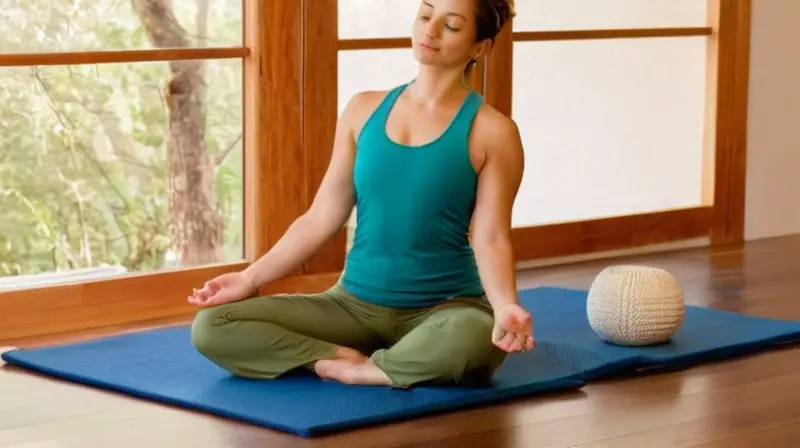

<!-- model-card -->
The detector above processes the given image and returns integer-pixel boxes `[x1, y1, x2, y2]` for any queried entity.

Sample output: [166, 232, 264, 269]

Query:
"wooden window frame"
[0, 0, 751, 341]
[0, 0, 280, 339]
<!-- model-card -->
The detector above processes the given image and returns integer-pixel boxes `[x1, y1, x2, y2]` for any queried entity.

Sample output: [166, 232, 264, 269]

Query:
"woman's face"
[411, 0, 484, 70]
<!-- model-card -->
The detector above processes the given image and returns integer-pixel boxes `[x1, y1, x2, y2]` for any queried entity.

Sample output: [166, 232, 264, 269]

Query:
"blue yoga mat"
[3, 287, 800, 437]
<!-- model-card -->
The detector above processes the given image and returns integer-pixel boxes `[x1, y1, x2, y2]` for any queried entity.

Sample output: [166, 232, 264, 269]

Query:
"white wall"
[744, 0, 800, 240]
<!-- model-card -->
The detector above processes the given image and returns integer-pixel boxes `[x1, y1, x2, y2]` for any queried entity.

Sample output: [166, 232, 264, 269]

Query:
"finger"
[492, 331, 508, 350]
[491, 327, 507, 344]
[505, 316, 530, 334]
[514, 313, 532, 331]
[502, 333, 532, 352]
[195, 287, 214, 302]
[515, 332, 530, 351]
[193, 296, 217, 308]
[495, 331, 517, 352]
[188, 295, 206, 306]
[519, 335, 534, 351]
[205, 280, 220, 294]
[506, 338, 523, 352]
[188, 288, 215, 307]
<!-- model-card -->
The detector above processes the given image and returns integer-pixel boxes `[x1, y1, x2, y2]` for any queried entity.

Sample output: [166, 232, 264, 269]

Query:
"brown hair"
[475, 0, 515, 43]
[466, 0, 515, 73]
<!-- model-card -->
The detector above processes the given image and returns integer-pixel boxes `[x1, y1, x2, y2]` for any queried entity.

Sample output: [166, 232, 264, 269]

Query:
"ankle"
[333, 345, 367, 362]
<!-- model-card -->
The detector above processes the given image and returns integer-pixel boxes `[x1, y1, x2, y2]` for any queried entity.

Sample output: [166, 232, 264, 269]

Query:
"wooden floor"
[2, 235, 800, 447]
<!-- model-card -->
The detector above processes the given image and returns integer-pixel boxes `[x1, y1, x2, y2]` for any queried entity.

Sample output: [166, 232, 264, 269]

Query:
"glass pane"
[0, 0, 242, 53]
[339, 49, 417, 251]
[511, 38, 707, 227]
[514, 0, 707, 31]
[338, 49, 417, 115]
[0, 59, 243, 290]
[339, 0, 418, 39]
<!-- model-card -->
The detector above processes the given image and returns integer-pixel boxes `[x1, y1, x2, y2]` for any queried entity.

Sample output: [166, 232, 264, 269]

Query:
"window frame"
[0, 0, 287, 339]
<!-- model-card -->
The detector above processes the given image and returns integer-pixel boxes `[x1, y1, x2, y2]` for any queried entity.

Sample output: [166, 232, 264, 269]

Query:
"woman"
[188, 0, 531, 389]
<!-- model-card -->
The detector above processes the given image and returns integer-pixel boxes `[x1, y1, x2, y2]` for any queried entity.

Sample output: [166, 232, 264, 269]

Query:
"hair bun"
[476, 0, 517, 42]
[491, 0, 516, 23]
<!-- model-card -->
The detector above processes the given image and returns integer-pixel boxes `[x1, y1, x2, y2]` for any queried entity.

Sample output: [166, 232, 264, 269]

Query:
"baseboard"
[516, 238, 711, 269]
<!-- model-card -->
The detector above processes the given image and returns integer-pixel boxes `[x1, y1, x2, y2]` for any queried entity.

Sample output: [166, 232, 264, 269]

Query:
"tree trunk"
[131, 0, 222, 265]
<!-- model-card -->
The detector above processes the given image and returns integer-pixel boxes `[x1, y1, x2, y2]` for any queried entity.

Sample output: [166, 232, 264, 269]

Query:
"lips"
[420, 42, 440, 52]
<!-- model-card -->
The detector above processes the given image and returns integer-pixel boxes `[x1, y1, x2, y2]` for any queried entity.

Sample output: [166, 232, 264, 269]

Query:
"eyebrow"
[422, 1, 468, 20]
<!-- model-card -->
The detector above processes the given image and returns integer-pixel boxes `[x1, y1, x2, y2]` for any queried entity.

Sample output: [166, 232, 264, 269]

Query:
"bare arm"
[241, 94, 366, 289]
[470, 109, 525, 310]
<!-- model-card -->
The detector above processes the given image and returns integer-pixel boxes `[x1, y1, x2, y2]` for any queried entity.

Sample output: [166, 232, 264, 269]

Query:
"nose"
[424, 22, 440, 40]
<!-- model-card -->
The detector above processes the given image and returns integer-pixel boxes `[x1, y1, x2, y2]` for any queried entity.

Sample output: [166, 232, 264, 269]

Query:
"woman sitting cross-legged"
[188, 0, 533, 389]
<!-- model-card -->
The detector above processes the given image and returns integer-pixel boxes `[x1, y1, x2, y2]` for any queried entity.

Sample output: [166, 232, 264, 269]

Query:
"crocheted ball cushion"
[586, 265, 685, 346]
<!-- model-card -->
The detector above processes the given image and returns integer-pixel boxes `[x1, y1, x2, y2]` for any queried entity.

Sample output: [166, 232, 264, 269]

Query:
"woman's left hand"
[492, 303, 535, 352]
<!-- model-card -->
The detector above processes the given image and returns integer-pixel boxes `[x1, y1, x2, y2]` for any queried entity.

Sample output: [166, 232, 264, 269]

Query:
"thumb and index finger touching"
[503, 307, 533, 333]
[188, 279, 222, 307]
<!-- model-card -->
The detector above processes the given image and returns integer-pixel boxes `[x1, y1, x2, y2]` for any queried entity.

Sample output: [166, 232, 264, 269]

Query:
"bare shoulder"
[473, 103, 522, 146]
[345, 89, 388, 112]
[341, 90, 391, 136]
[471, 103, 524, 169]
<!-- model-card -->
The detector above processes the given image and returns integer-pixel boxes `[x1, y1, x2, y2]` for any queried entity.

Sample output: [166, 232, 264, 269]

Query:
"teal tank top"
[341, 82, 485, 308]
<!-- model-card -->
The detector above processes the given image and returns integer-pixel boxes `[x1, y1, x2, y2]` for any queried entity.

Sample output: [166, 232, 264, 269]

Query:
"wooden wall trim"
[511, 207, 713, 261]
[303, 0, 346, 274]
[242, 0, 265, 261]
[0, 47, 248, 67]
[336, 27, 713, 51]
[710, 0, 751, 245]
[514, 27, 712, 42]
[0, 263, 248, 340]
[0, 266, 344, 342]
[484, 21, 514, 116]
[701, 0, 720, 208]
[257, 0, 305, 262]
[339, 37, 410, 51]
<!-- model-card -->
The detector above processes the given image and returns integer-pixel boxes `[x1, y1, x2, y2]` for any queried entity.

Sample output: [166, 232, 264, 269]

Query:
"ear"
[472, 39, 494, 60]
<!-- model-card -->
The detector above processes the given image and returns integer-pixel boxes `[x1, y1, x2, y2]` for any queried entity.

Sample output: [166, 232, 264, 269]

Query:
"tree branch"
[216, 133, 241, 167]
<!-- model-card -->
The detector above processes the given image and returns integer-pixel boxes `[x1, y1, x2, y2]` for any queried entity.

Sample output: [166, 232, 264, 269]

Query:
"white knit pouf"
[587, 265, 685, 346]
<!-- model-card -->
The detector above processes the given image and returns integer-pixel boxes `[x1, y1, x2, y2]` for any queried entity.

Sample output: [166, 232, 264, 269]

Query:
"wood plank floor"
[2, 235, 799, 447]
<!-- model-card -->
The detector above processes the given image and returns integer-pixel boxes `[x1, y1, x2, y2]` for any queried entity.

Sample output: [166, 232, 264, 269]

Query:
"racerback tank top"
[341, 82, 485, 308]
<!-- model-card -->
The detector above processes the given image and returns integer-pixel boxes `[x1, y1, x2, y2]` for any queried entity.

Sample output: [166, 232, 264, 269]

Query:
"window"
[339, 0, 417, 39]
[0, 60, 243, 281]
[511, 37, 707, 226]
[0, 0, 245, 290]
[0, 0, 242, 53]
[338, 49, 417, 115]
[514, 0, 706, 31]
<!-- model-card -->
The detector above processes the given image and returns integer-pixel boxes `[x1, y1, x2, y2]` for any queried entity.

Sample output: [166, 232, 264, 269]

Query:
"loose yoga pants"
[190, 283, 507, 388]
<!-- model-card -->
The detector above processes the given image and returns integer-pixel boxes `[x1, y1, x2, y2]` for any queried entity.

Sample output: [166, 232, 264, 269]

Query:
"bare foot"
[304, 344, 368, 375]
[314, 358, 392, 386]
[333, 345, 368, 363]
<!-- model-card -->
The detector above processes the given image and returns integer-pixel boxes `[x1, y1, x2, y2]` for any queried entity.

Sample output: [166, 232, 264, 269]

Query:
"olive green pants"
[190, 284, 507, 388]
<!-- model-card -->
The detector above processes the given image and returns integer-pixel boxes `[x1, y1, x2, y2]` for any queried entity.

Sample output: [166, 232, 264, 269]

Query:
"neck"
[406, 64, 469, 105]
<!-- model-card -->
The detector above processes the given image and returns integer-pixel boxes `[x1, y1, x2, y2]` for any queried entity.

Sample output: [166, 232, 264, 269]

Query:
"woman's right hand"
[188, 271, 258, 308]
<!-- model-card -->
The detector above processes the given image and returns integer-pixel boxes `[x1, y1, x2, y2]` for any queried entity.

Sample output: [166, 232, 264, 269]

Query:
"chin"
[412, 46, 446, 68]
[413, 53, 437, 67]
